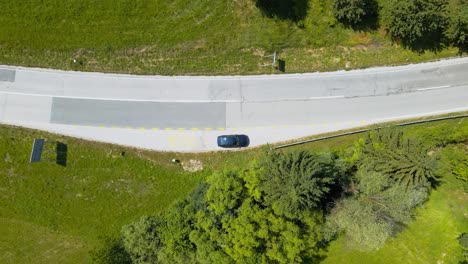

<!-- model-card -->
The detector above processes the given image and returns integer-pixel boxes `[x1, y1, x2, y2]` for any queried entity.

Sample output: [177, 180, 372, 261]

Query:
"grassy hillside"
[0, 0, 461, 75]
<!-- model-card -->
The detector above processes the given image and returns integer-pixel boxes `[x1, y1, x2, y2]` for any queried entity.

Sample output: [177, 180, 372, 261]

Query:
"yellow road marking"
[165, 128, 173, 130]
[177, 128, 186, 131]
[191, 128, 199, 131]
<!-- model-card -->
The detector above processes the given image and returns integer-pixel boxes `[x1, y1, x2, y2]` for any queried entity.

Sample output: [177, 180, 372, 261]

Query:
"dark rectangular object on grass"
[30, 138, 45, 163]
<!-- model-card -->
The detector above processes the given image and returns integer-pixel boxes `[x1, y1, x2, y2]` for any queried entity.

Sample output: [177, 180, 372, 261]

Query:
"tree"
[121, 216, 162, 264]
[205, 170, 246, 217]
[360, 128, 438, 188]
[261, 151, 345, 219]
[333, 0, 379, 29]
[446, 0, 468, 52]
[157, 200, 197, 263]
[119, 152, 339, 263]
[382, 0, 449, 52]
[190, 167, 326, 264]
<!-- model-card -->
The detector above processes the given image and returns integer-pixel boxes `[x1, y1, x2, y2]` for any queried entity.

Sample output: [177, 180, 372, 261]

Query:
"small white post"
[272, 51, 276, 67]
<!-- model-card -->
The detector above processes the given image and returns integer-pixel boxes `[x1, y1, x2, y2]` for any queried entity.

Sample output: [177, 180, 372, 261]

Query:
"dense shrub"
[446, 0, 468, 51]
[121, 216, 162, 264]
[325, 169, 428, 251]
[382, 0, 450, 52]
[438, 144, 468, 182]
[333, 0, 378, 28]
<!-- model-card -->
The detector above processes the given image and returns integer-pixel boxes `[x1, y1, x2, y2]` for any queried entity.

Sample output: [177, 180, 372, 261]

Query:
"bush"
[325, 169, 428, 251]
[446, 0, 468, 52]
[333, 0, 379, 29]
[438, 144, 468, 182]
[382, 0, 449, 52]
[121, 216, 163, 264]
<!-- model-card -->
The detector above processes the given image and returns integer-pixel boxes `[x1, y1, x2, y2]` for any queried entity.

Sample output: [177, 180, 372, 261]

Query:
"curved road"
[0, 58, 467, 151]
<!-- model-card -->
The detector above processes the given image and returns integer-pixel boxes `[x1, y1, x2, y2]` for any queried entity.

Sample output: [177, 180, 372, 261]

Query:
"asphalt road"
[0, 57, 467, 151]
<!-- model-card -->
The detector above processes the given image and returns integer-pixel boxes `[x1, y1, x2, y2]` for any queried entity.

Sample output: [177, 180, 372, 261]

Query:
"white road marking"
[417, 85, 451, 91]
[0, 91, 239, 103]
[375, 107, 468, 122]
[0, 91, 346, 103]
[309, 96, 345, 100]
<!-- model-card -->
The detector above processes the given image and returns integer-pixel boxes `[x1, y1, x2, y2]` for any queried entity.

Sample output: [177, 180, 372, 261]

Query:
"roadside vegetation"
[1, 114, 466, 263]
[0, 0, 465, 75]
[109, 119, 467, 263]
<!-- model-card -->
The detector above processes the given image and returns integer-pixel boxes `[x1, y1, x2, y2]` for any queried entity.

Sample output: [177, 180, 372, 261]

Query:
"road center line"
[417, 85, 451, 91]
[308, 96, 345, 100]
[0, 91, 239, 103]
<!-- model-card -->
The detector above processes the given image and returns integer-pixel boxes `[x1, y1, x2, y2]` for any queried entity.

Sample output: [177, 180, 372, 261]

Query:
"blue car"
[217, 134, 250, 148]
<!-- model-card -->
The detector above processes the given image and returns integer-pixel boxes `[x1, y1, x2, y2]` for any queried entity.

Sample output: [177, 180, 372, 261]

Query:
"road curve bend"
[0, 57, 467, 151]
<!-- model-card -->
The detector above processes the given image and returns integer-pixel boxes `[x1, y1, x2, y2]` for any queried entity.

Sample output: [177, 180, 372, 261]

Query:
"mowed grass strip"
[0, 217, 89, 264]
[0, 0, 461, 75]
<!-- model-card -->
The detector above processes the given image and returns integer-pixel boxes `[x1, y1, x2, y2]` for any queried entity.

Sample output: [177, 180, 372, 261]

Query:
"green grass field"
[0, 0, 462, 75]
[0, 126, 207, 263]
[0, 115, 466, 263]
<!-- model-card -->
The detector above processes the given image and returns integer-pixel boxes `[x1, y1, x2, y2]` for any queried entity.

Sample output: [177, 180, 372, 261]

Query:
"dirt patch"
[181, 159, 203, 172]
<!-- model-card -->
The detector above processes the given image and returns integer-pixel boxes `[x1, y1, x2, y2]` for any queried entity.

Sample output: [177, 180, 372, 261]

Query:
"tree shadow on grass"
[56, 142, 67, 167]
[91, 238, 131, 264]
[396, 31, 448, 54]
[255, 0, 309, 22]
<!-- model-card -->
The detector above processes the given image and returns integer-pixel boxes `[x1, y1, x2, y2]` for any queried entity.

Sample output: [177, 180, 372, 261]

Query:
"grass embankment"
[0, 0, 462, 75]
[0, 116, 466, 263]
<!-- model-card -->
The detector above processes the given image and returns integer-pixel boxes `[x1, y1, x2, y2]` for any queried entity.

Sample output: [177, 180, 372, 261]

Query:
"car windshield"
[221, 136, 237, 145]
